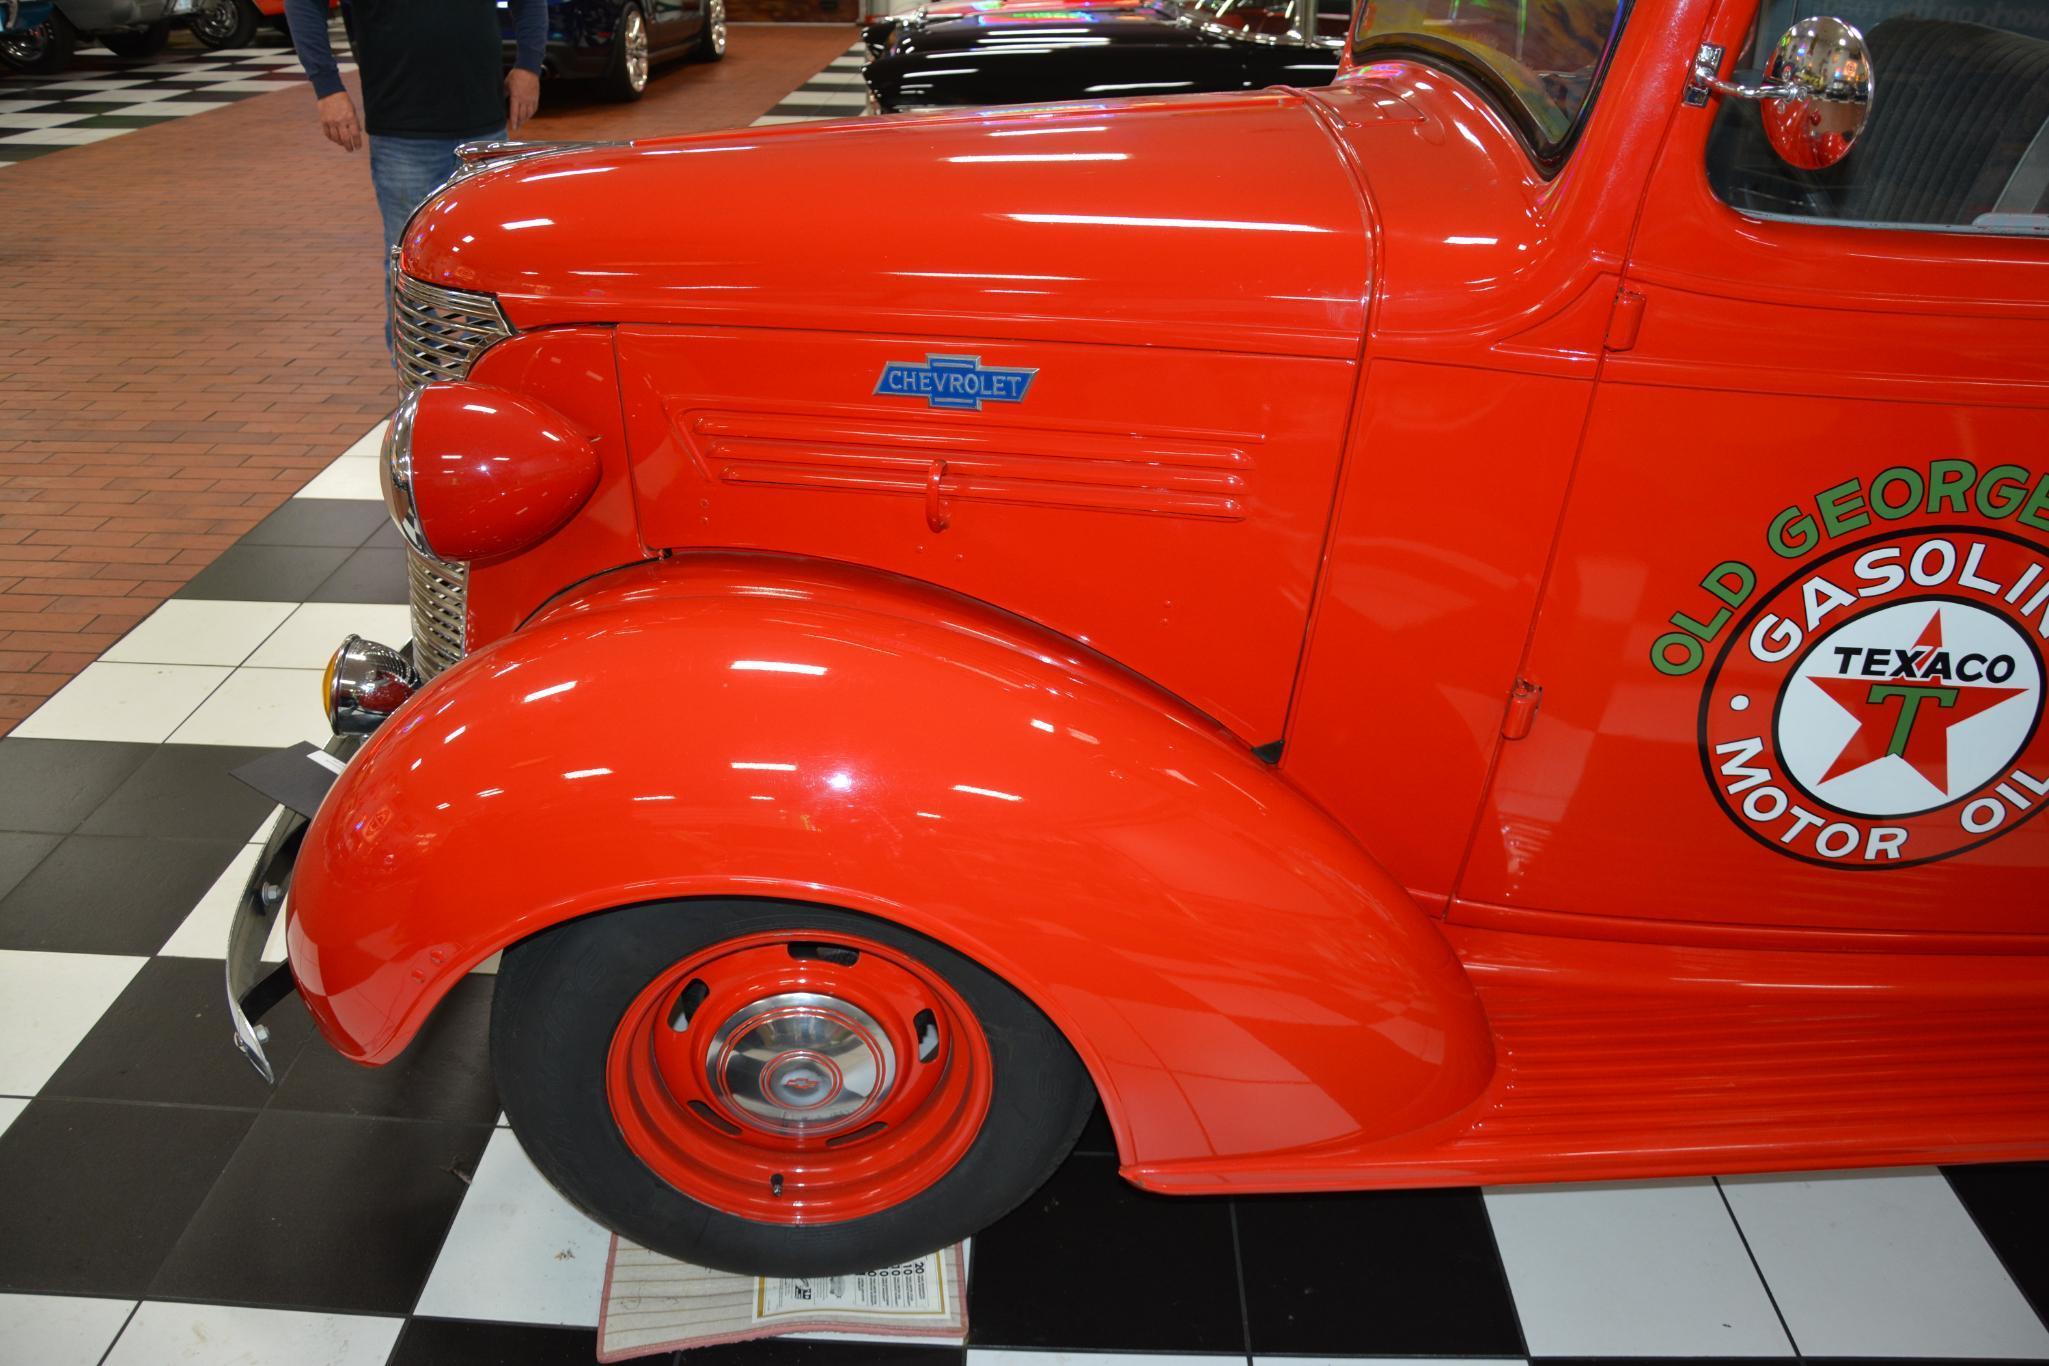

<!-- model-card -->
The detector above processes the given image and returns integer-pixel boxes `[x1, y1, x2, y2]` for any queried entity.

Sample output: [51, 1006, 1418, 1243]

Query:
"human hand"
[317, 90, 362, 151]
[506, 68, 540, 136]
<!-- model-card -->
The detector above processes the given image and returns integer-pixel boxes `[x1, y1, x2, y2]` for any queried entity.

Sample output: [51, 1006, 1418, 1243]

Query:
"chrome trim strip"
[379, 388, 433, 557]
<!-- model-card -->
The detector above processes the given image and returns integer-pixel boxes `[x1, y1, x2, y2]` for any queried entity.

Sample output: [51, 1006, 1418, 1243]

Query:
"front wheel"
[694, 0, 726, 62]
[102, 20, 172, 57]
[492, 899, 1095, 1275]
[0, 10, 77, 73]
[190, 0, 260, 50]
[600, 2, 651, 99]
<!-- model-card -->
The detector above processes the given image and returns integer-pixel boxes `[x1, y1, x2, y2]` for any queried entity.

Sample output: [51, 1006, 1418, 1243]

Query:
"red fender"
[288, 554, 1494, 1172]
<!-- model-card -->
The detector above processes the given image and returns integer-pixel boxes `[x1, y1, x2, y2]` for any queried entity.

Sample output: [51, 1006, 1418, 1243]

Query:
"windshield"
[1180, 0, 1322, 41]
[1352, 0, 1629, 154]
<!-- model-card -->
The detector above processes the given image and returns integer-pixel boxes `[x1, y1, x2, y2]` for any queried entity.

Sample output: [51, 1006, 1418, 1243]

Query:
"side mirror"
[1690, 16, 1874, 171]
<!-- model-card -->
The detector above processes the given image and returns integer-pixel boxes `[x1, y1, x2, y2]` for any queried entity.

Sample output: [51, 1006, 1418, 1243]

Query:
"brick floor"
[0, 23, 858, 733]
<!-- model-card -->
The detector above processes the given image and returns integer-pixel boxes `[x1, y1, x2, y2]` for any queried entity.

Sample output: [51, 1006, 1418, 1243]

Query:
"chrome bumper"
[225, 733, 361, 1083]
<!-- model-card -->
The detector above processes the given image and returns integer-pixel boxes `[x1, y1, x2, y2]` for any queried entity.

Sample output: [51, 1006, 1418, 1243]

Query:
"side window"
[1706, 2, 2049, 234]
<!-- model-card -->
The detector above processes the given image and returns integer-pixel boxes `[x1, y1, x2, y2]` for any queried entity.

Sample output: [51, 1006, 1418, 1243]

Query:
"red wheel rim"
[606, 929, 994, 1224]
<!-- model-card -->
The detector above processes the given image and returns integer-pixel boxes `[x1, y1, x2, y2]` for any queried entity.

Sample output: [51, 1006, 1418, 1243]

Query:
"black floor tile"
[967, 1153, 1243, 1353]
[386, 1319, 629, 1365]
[0, 1097, 257, 1297]
[1947, 1162, 2049, 1327]
[365, 520, 406, 551]
[77, 743, 279, 841]
[0, 833, 244, 955]
[306, 546, 408, 604]
[0, 831, 58, 902]
[239, 498, 390, 549]
[0, 738, 154, 834]
[272, 974, 497, 1124]
[1236, 1187, 1524, 1357]
[683, 1339, 963, 1364]
[42, 956, 314, 1109]
[176, 544, 354, 602]
[151, 1108, 493, 1314]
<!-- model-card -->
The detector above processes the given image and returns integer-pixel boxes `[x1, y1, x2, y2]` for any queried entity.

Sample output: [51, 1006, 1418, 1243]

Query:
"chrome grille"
[408, 550, 469, 680]
[391, 265, 513, 395]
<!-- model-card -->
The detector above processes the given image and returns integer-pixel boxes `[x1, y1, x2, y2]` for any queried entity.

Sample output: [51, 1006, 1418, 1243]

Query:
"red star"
[1809, 609, 2025, 796]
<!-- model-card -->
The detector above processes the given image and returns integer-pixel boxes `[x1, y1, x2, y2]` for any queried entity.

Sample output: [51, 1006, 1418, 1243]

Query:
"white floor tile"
[13, 662, 228, 744]
[294, 454, 384, 501]
[190, 78, 297, 92]
[29, 77, 148, 90]
[0, 1096, 24, 1137]
[0, 100, 63, 112]
[0, 1294, 135, 1366]
[0, 950, 146, 1096]
[338, 419, 391, 462]
[246, 602, 411, 670]
[1722, 1168, 2049, 1358]
[0, 127, 127, 145]
[100, 100, 231, 117]
[104, 1303, 401, 1366]
[102, 599, 297, 667]
[157, 845, 287, 962]
[414, 1127, 609, 1327]
[0, 111, 89, 128]
[805, 71, 868, 86]
[1485, 1179, 1790, 1357]
[169, 667, 326, 748]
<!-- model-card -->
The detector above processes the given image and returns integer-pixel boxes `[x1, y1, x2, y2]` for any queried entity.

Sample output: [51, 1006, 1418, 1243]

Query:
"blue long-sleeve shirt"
[288, 0, 547, 137]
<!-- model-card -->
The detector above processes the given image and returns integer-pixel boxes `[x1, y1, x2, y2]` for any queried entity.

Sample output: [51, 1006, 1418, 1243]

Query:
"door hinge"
[1605, 288, 1645, 352]
[1502, 678, 1543, 740]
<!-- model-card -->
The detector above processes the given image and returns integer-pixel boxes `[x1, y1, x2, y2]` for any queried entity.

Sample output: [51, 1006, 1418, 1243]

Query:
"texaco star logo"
[1700, 530, 2049, 867]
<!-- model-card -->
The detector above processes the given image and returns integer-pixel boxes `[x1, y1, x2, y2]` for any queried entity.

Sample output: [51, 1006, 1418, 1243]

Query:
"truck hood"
[401, 91, 1373, 359]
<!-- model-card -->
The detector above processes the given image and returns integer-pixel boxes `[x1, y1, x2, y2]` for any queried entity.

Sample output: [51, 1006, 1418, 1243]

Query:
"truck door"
[1459, 0, 2049, 936]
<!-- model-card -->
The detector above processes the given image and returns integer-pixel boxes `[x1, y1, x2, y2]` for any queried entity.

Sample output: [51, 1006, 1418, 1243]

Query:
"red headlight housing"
[381, 382, 600, 563]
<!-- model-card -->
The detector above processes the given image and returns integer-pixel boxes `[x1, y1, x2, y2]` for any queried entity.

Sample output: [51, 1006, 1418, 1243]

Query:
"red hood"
[401, 92, 1373, 359]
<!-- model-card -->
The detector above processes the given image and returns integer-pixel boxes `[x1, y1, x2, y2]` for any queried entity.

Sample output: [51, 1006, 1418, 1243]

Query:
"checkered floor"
[751, 40, 869, 124]
[0, 26, 352, 167]
[1, 423, 2047, 1365]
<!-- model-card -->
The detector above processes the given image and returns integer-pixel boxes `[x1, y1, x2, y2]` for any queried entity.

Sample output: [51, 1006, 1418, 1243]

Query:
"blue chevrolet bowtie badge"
[875, 354, 1037, 411]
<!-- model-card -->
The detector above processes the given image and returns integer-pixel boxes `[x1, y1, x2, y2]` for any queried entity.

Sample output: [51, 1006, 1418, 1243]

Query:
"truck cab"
[228, 0, 2049, 1277]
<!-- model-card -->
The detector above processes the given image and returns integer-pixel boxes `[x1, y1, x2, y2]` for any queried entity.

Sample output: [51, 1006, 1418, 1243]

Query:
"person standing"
[285, 0, 550, 257]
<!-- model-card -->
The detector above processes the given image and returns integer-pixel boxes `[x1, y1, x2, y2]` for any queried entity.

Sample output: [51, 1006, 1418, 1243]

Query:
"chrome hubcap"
[1, 26, 47, 59]
[194, 0, 238, 41]
[704, 992, 897, 1136]
[711, 0, 726, 53]
[625, 10, 649, 89]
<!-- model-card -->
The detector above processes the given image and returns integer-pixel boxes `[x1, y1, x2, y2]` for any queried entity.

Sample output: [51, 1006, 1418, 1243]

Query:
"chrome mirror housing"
[1691, 16, 1874, 171]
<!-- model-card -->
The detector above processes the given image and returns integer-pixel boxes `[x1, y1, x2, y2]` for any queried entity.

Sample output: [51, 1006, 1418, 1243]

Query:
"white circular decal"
[1776, 599, 2041, 818]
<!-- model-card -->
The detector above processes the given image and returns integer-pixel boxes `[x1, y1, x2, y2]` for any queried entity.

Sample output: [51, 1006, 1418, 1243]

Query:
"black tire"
[599, 0, 651, 99]
[693, 0, 726, 62]
[190, 0, 260, 50]
[102, 20, 172, 57]
[0, 10, 77, 74]
[492, 899, 1095, 1276]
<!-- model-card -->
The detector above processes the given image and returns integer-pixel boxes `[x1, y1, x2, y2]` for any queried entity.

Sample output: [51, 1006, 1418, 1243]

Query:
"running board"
[1127, 925, 2049, 1192]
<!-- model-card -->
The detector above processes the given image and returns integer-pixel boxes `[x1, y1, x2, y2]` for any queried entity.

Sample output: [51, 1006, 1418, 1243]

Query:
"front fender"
[289, 553, 1493, 1169]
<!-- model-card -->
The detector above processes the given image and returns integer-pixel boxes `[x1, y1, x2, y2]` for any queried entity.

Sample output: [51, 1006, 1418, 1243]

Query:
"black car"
[863, 0, 1344, 113]
[501, 0, 726, 101]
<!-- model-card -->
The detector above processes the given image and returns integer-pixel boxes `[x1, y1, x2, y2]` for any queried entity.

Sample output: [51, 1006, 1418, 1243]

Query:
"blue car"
[500, 0, 726, 101]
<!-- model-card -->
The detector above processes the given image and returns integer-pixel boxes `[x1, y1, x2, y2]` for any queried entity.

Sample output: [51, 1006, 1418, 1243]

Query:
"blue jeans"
[371, 129, 503, 351]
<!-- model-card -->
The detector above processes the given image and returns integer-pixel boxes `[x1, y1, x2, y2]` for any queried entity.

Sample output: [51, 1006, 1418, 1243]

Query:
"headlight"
[378, 382, 599, 563]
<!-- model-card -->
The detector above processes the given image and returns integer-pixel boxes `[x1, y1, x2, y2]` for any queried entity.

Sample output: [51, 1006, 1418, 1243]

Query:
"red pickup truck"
[226, 0, 2049, 1277]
